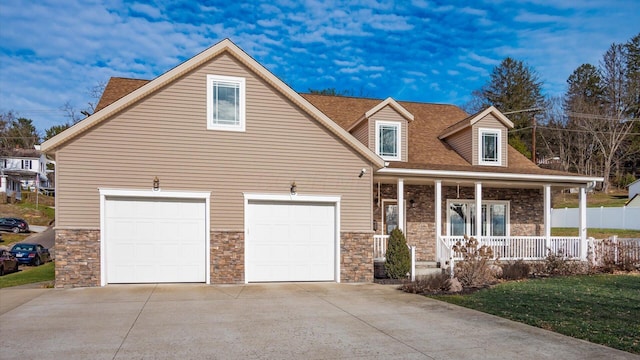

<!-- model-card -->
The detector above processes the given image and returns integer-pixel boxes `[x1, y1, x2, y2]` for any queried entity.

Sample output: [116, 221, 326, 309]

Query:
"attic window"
[479, 128, 501, 166]
[207, 75, 245, 132]
[375, 121, 401, 161]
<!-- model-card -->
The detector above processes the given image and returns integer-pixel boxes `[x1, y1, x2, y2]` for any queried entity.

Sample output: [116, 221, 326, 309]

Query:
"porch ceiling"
[373, 175, 587, 189]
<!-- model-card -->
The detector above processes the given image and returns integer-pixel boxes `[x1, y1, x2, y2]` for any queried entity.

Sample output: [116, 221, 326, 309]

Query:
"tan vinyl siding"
[55, 53, 373, 232]
[472, 114, 508, 166]
[369, 106, 408, 162]
[351, 120, 369, 147]
[446, 128, 472, 163]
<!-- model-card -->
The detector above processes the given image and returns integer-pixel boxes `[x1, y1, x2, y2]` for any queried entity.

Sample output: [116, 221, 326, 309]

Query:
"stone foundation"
[341, 232, 374, 283]
[54, 228, 101, 288]
[211, 231, 244, 283]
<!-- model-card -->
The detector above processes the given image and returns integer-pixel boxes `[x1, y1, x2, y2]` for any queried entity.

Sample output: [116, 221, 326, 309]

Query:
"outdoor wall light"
[290, 181, 297, 195]
[153, 176, 160, 191]
[359, 168, 366, 178]
[410, 199, 416, 208]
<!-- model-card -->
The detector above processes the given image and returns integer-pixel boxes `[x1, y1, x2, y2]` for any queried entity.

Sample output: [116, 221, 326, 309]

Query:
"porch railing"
[439, 236, 583, 261]
[374, 235, 389, 260]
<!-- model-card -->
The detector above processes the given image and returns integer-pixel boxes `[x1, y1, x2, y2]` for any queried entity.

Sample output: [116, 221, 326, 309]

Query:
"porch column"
[544, 185, 551, 250]
[475, 182, 482, 241]
[398, 178, 404, 232]
[435, 180, 442, 260]
[579, 186, 588, 260]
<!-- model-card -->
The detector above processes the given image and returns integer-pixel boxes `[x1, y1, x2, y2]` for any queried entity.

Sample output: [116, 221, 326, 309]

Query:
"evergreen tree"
[384, 228, 411, 279]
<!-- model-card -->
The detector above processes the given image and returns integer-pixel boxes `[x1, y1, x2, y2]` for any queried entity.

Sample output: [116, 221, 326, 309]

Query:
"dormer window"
[376, 121, 401, 161]
[479, 128, 501, 166]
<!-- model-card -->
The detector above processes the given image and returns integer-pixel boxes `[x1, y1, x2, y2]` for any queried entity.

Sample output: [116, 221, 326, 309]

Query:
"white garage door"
[246, 200, 336, 282]
[105, 197, 206, 283]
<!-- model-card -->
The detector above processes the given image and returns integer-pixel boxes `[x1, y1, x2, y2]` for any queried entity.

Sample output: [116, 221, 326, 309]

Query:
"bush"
[385, 228, 411, 279]
[543, 249, 591, 276]
[500, 260, 531, 280]
[452, 236, 498, 287]
[400, 273, 451, 294]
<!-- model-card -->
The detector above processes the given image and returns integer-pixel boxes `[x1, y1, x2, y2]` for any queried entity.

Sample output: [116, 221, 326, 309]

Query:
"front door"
[383, 201, 398, 235]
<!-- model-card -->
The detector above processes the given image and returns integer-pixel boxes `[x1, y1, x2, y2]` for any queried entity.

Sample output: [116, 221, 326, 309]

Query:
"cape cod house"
[41, 39, 602, 287]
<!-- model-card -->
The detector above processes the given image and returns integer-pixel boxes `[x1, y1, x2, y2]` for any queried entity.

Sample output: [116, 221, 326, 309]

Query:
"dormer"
[438, 106, 513, 167]
[348, 97, 414, 162]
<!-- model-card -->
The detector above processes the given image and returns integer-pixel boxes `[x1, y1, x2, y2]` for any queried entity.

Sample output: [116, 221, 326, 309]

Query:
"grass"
[430, 274, 640, 354]
[552, 227, 640, 238]
[553, 190, 629, 208]
[0, 232, 31, 248]
[0, 261, 54, 288]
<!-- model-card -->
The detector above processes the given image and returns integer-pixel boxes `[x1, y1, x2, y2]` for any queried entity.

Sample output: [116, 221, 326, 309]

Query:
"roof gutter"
[376, 167, 603, 185]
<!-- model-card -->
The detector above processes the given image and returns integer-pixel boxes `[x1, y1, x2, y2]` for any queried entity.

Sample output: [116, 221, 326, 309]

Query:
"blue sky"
[1, 0, 639, 134]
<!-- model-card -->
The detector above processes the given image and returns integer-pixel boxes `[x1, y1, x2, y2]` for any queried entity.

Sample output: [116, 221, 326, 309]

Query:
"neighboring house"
[626, 194, 640, 207]
[628, 178, 640, 199]
[0, 146, 53, 201]
[41, 39, 602, 287]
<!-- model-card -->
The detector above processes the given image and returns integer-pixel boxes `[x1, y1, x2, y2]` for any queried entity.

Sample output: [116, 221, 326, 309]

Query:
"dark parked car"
[0, 218, 30, 233]
[0, 249, 19, 275]
[10, 243, 50, 266]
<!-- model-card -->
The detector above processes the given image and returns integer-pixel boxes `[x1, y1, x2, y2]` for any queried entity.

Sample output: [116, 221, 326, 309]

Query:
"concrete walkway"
[0, 283, 636, 359]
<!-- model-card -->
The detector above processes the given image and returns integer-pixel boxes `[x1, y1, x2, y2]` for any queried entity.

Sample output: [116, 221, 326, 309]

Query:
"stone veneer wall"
[373, 184, 544, 262]
[341, 232, 373, 283]
[54, 229, 101, 288]
[211, 231, 244, 283]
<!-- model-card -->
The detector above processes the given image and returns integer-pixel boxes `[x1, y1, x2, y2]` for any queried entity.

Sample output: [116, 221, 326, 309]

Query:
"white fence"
[551, 206, 640, 230]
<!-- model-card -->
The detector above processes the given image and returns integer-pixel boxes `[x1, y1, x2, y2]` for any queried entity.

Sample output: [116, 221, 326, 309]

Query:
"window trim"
[446, 199, 510, 237]
[478, 128, 502, 166]
[207, 74, 246, 132]
[375, 121, 401, 161]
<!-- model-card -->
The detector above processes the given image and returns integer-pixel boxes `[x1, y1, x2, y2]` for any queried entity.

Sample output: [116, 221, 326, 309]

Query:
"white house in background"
[0, 146, 53, 200]
[628, 178, 640, 199]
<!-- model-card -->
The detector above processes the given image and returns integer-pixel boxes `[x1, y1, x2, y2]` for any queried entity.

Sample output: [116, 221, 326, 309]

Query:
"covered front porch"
[372, 168, 595, 271]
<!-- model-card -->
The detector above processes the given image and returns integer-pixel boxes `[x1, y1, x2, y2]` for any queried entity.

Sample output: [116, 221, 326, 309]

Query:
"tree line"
[468, 32, 639, 193]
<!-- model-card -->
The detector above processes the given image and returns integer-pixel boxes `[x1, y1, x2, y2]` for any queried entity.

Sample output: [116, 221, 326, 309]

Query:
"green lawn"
[430, 274, 640, 354]
[0, 262, 54, 288]
[552, 227, 640, 238]
[553, 190, 629, 208]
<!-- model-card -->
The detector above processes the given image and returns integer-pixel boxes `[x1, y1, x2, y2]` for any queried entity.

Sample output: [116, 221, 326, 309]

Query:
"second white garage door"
[104, 197, 207, 284]
[246, 200, 336, 282]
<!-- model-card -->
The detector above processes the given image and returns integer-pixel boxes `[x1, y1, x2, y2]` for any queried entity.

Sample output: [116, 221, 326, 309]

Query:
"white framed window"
[447, 200, 509, 237]
[207, 75, 246, 131]
[375, 121, 401, 161]
[479, 128, 501, 166]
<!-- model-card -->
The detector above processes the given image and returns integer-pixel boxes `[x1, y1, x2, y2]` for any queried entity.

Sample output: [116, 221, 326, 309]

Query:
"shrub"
[544, 249, 592, 276]
[452, 236, 498, 287]
[400, 273, 451, 294]
[385, 228, 411, 279]
[500, 260, 530, 280]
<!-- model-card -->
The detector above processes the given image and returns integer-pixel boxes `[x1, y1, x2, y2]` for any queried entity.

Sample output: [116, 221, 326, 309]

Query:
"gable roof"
[94, 78, 149, 112]
[41, 39, 385, 168]
[347, 97, 414, 131]
[438, 106, 514, 139]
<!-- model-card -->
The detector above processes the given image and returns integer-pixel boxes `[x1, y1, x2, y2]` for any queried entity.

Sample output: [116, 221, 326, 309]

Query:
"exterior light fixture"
[153, 176, 160, 191]
[290, 181, 297, 195]
[359, 168, 366, 178]
[409, 199, 415, 208]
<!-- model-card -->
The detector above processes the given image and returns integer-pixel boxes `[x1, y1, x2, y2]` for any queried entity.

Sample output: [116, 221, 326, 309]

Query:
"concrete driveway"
[0, 283, 636, 360]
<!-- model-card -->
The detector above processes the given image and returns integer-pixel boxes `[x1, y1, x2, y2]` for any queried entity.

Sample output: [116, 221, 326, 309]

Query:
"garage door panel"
[246, 201, 336, 282]
[105, 197, 206, 284]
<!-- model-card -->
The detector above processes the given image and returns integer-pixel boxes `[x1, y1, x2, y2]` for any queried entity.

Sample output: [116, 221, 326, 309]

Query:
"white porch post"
[579, 186, 588, 260]
[475, 182, 482, 242]
[544, 185, 551, 251]
[398, 178, 404, 232]
[435, 180, 442, 261]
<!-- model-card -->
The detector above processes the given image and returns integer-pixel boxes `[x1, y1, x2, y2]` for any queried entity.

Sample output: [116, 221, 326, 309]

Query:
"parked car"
[0, 249, 20, 275]
[10, 243, 50, 266]
[0, 218, 30, 233]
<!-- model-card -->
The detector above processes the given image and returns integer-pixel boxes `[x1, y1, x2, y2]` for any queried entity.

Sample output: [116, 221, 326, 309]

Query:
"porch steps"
[414, 261, 443, 277]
